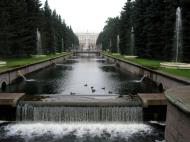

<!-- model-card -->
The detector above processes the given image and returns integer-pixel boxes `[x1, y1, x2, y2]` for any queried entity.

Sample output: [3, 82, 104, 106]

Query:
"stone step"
[138, 93, 167, 108]
[19, 95, 142, 107]
[0, 93, 25, 107]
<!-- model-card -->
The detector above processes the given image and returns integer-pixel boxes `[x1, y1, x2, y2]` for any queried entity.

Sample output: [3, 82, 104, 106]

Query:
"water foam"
[4, 122, 152, 140]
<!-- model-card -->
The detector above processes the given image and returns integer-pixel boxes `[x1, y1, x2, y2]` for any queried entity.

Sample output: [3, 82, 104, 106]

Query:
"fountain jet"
[17, 71, 27, 81]
[37, 28, 42, 55]
[175, 7, 183, 62]
[160, 7, 190, 69]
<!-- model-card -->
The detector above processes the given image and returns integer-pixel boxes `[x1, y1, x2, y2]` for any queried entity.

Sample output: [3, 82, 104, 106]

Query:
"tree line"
[96, 0, 190, 62]
[0, 0, 79, 58]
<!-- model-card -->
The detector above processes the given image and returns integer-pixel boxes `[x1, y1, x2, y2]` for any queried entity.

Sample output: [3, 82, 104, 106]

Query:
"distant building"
[76, 33, 99, 51]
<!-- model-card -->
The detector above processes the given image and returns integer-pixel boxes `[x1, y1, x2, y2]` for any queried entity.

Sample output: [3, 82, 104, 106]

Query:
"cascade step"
[17, 95, 143, 122]
[0, 93, 25, 121]
[0, 93, 25, 107]
[19, 95, 142, 107]
[138, 93, 167, 108]
[138, 93, 167, 121]
[17, 105, 143, 122]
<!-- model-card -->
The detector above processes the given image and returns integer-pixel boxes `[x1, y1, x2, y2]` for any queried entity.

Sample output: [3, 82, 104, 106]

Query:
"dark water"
[1, 54, 160, 95]
[0, 122, 164, 142]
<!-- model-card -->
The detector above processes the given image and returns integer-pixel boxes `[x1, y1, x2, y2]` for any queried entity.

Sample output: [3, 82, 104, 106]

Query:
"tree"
[0, 0, 11, 57]
[133, 0, 147, 57]
[96, 17, 120, 52]
[119, 0, 134, 55]
[0, 0, 79, 57]
[42, 0, 55, 54]
[9, 0, 29, 56]
[182, 1, 190, 62]
[98, 0, 190, 62]
[25, 0, 42, 55]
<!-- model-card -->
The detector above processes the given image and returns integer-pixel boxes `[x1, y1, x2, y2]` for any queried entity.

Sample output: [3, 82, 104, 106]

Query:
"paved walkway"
[165, 86, 190, 114]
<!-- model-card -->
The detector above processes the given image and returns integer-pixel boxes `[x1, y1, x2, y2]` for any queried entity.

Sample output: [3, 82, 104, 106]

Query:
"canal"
[1, 53, 159, 95]
[0, 53, 164, 142]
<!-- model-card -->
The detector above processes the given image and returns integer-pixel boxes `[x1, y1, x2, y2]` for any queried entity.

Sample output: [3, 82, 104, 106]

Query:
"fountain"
[17, 71, 27, 81]
[124, 27, 138, 59]
[109, 38, 112, 50]
[17, 71, 36, 82]
[33, 28, 46, 58]
[36, 28, 42, 55]
[131, 75, 147, 83]
[160, 7, 190, 69]
[62, 38, 64, 52]
[175, 7, 183, 62]
[117, 35, 120, 53]
[130, 27, 135, 55]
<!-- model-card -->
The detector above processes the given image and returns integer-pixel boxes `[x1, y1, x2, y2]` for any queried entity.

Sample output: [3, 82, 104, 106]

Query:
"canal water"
[0, 54, 164, 142]
[1, 53, 159, 95]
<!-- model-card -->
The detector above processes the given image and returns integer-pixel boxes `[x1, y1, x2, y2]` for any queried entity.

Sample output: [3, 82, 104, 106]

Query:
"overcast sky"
[40, 0, 127, 33]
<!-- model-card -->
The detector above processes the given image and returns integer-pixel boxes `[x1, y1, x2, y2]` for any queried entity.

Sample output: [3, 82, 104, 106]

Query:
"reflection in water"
[0, 54, 159, 95]
[0, 122, 164, 142]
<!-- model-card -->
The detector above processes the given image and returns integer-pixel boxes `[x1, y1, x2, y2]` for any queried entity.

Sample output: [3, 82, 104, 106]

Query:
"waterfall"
[17, 104, 143, 122]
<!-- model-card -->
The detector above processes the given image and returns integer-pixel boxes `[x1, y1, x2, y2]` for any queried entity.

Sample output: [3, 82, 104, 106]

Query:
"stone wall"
[165, 103, 190, 142]
[103, 54, 190, 89]
[0, 54, 72, 88]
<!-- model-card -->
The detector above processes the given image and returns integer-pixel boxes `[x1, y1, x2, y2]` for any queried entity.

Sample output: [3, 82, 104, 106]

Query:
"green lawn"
[161, 68, 190, 79]
[0, 52, 70, 71]
[103, 52, 190, 79]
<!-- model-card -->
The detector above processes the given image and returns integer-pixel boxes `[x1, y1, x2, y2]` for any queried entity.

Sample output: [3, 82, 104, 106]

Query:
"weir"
[16, 95, 142, 122]
[17, 105, 142, 122]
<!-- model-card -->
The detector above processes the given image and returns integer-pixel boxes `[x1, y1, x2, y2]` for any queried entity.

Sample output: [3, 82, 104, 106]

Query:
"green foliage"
[119, 0, 134, 55]
[182, 1, 190, 62]
[0, 0, 79, 58]
[96, 17, 120, 52]
[43, 0, 55, 54]
[98, 0, 190, 62]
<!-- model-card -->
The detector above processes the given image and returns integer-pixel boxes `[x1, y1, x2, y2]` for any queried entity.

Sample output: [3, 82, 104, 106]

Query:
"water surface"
[1, 54, 159, 95]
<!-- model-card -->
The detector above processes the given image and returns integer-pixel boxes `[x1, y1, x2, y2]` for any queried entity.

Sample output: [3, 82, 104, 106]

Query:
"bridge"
[72, 50, 101, 55]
